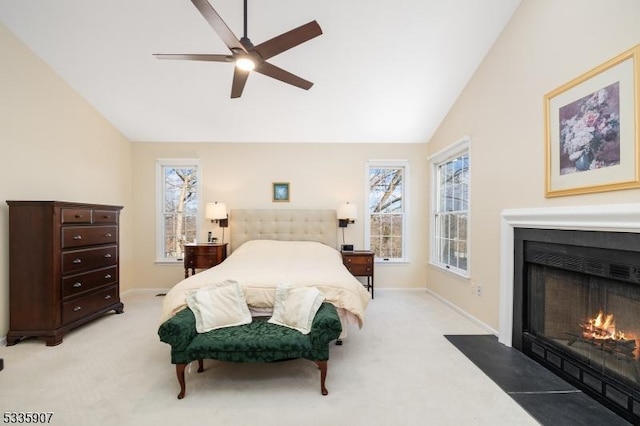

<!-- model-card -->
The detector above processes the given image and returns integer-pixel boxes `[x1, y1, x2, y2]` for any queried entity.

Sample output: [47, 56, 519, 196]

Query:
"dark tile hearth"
[445, 334, 632, 426]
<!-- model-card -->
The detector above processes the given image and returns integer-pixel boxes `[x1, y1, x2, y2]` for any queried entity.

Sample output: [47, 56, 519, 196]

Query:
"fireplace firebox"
[513, 228, 640, 423]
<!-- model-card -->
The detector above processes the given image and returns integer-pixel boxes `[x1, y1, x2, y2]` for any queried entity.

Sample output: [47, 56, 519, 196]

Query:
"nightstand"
[183, 243, 228, 278]
[342, 250, 375, 298]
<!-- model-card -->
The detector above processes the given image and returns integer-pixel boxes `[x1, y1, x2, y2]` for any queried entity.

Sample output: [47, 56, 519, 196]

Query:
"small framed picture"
[272, 182, 290, 202]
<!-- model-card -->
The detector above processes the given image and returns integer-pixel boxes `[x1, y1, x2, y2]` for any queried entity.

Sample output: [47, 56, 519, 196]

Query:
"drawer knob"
[104, 233, 112, 237]
[104, 253, 112, 259]
[73, 235, 82, 240]
[72, 259, 82, 264]
[104, 274, 112, 279]
[75, 214, 83, 218]
[73, 306, 82, 312]
[104, 295, 112, 300]
[73, 282, 82, 288]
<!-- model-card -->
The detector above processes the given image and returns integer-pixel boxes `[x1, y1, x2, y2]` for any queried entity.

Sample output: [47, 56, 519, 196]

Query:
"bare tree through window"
[368, 165, 405, 259]
[159, 164, 199, 260]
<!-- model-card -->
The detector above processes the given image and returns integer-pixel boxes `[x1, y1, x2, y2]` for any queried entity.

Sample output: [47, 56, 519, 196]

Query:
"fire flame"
[583, 310, 622, 340]
[581, 310, 639, 359]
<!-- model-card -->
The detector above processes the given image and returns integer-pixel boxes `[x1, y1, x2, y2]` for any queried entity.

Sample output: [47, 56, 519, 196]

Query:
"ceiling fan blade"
[153, 54, 233, 62]
[254, 21, 322, 60]
[254, 62, 313, 90]
[231, 68, 250, 98]
[191, 0, 246, 53]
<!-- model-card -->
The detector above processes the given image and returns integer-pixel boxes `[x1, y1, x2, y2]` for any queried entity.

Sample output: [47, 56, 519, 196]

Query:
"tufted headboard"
[229, 209, 337, 252]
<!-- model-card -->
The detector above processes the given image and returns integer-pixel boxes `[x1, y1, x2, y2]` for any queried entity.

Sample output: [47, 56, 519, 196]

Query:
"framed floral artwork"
[272, 182, 290, 202]
[545, 44, 640, 197]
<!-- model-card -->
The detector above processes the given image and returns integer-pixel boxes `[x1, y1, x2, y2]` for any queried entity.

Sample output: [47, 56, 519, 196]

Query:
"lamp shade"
[337, 203, 357, 220]
[205, 202, 227, 220]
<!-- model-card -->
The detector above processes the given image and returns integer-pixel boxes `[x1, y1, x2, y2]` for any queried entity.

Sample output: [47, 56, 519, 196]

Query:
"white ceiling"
[0, 0, 521, 143]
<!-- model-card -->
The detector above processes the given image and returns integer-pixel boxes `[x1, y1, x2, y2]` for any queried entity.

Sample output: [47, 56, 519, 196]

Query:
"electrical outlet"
[471, 282, 482, 297]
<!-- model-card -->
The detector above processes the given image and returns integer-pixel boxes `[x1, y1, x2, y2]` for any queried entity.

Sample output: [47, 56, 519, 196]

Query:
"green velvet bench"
[158, 302, 343, 399]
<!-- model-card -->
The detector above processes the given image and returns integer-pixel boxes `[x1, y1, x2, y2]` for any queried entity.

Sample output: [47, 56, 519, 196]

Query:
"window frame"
[429, 137, 470, 278]
[155, 158, 202, 264]
[364, 159, 410, 264]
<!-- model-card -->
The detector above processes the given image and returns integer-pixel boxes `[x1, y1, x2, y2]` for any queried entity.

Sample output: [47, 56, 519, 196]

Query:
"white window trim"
[364, 159, 410, 264]
[428, 137, 471, 278]
[155, 158, 202, 264]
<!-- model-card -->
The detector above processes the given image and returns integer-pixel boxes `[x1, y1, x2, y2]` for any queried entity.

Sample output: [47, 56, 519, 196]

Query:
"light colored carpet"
[0, 289, 538, 426]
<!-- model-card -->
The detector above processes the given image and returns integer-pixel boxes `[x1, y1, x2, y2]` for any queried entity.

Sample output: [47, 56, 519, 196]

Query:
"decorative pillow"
[186, 279, 251, 333]
[268, 283, 325, 334]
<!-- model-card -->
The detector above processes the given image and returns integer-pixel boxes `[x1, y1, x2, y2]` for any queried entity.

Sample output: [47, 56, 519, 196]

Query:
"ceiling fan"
[154, 0, 322, 98]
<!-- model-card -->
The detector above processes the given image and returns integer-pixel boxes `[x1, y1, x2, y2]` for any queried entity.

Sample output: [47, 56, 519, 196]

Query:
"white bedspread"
[160, 240, 371, 328]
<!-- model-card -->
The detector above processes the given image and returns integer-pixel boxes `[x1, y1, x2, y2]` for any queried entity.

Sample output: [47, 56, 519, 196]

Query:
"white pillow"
[268, 284, 325, 334]
[186, 279, 252, 333]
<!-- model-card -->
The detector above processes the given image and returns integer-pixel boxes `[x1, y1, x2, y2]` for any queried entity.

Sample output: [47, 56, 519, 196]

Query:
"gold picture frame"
[544, 44, 640, 197]
[272, 182, 290, 202]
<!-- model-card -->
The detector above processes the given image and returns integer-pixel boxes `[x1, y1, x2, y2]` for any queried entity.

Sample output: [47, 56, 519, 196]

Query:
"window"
[430, 138, 470, 276]
[156, 159, 201, 262]
[365, 160, 409, 262]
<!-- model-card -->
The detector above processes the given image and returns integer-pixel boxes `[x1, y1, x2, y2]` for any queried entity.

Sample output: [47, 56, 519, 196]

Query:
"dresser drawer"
[62, 266, 118, 298]
[345, 264, 373, 275]
[184, 245, 224, 255]
[62, 245, 117, 274]
[62, 285, 118, 324]
[343, 256, 373, 266]
[61, 208, 92, 224]
[93, 210, 118, 224]
[61, 226, 118, 248]
[186, 255, 223, 269]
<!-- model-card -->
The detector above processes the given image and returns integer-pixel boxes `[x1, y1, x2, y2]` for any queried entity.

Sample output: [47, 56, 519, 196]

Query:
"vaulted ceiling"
[0, 0, 521, 143]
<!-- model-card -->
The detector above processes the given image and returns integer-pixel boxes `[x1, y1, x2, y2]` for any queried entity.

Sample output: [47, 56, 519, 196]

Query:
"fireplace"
[511, 226, 640, 423]
[498, 203, 640, 424]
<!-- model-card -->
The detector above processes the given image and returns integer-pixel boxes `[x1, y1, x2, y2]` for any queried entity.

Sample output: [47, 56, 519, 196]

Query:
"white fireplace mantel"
[498, 203, 640, 347]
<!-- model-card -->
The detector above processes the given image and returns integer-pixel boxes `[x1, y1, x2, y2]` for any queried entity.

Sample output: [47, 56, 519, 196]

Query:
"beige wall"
[425, 0, 640, 331]
[0, 24, 134, 337]
[130, 142, 429, 290]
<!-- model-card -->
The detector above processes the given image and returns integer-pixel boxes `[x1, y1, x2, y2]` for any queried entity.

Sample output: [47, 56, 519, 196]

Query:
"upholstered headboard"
[229, 209, 337, 252]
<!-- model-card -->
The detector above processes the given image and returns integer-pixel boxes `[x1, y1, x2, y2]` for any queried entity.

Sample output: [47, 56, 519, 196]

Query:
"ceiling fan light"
[235, 57, 255, 71]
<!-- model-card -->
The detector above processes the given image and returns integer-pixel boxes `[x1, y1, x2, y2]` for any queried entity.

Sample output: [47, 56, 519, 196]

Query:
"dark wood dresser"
[6, 201, 124, 346]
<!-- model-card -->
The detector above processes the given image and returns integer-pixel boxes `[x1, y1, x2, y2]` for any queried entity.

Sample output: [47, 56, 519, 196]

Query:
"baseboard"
[0, 336, 6, 346]
[375, 288, 426, 293]
[425, 288, 498, 336]
[121, 288, 171, 296]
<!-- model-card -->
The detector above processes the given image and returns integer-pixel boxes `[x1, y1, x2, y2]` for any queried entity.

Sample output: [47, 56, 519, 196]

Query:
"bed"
[160, 209, 371, 336]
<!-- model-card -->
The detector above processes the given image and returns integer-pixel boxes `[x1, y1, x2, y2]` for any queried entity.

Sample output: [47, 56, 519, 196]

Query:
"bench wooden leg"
[314, 360, 328, 395]
[176, 364, 187, 399]
[176, 360, 205, 399]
